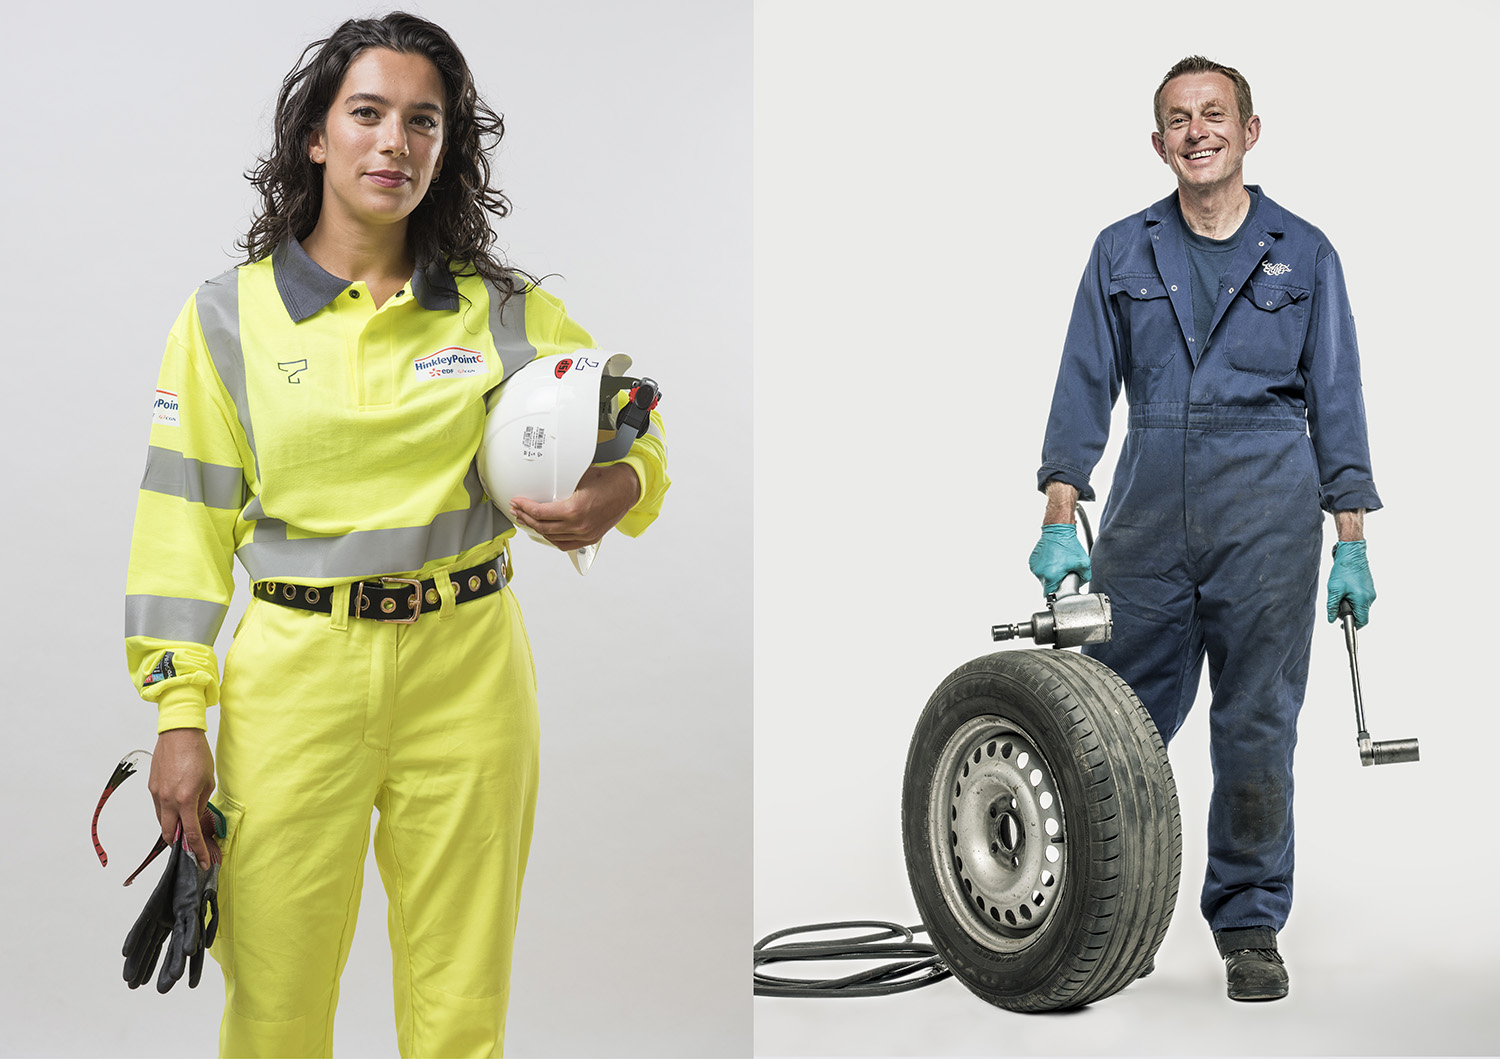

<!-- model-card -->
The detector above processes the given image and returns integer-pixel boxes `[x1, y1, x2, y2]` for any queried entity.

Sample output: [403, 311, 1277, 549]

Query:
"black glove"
[188, 863, 220, 988]
[122, 832, 217, 992]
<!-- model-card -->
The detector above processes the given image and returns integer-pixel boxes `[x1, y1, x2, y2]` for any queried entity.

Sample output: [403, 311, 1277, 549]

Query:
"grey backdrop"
[0, 2, 748, 1056]
[754, 1, 1499, 1055]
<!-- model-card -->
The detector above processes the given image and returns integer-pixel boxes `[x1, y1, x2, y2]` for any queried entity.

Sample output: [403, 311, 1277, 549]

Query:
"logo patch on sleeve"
[152, 389, 180, 427]
[143, 651, 177, 687]
[415, 347, 487, 379]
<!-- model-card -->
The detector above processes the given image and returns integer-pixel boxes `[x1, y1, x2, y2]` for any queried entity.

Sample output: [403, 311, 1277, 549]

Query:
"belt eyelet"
[359, 596, 370, 612]
[305, 587, 321, 605]
[380, 598, 397, 614]
[487, 568, 498, 585]
[468, 575, 481, 591]
[425, 588, 439, 605]
[265, 582, 277, 595]
[283, 585, 297, 600]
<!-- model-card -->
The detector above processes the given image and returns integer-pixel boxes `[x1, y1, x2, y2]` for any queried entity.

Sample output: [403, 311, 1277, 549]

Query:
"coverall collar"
[1145, 185, 1287, 357]
[1144, 185, 1285, 237]
[271, 238, 460, 322]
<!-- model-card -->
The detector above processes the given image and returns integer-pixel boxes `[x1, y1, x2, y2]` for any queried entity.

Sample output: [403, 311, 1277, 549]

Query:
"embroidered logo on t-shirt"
[152, 389, 180, 427]
[278, 359, 308, 384]
[1261, 261, 1292, 277]
[416, 347, 487, 379]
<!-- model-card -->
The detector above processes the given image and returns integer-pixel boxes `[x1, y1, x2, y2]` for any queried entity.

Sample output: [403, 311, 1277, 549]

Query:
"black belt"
[252, 558, 506, 624]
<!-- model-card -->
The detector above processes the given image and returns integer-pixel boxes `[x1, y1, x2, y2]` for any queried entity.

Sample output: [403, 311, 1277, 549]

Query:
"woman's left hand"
[510, 464, 641, 550]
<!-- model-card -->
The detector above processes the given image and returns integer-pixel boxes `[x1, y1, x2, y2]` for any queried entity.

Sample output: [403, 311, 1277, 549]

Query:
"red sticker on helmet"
[554, 358, 572, 378]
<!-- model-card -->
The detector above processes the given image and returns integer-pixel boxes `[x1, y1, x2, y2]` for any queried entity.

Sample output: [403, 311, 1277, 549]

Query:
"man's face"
[1151, 72, 1259, 194]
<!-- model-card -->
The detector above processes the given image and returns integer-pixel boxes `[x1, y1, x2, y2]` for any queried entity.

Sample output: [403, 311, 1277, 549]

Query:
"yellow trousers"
[211, 572, 539, 1058]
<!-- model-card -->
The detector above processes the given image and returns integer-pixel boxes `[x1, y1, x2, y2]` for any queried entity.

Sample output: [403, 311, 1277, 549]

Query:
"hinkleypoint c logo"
[415, 347, 487, 379]
[152, 389, 180, 427]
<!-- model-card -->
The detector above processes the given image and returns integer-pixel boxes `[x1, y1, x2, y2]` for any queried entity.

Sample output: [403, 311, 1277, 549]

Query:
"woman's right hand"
[148, 728, 217, 869]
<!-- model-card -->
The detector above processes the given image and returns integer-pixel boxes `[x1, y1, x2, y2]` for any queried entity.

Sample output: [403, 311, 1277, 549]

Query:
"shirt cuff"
[154, 685, 210, 734]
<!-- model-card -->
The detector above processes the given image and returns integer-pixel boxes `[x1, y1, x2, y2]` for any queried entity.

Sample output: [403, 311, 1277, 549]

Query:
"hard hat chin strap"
[593, 376, 661, 463]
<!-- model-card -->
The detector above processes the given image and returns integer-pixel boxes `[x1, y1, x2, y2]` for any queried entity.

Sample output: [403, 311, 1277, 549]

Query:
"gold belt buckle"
[361, 577, 423, 624]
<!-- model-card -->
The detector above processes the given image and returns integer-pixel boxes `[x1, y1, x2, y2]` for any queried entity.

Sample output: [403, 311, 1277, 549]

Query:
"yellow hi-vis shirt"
[126, 240, 669, 732]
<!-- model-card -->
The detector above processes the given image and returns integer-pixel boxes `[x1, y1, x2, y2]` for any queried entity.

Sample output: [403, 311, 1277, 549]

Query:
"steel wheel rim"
[928, 714, 1068, 952]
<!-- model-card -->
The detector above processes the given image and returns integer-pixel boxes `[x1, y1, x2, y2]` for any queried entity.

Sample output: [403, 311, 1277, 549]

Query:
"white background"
[0, 2, 748, 1056]
[755, 1, 1499, 1055]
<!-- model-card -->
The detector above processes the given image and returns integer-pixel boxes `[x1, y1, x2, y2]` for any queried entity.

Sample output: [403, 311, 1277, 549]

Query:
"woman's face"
[308, 47, 448, 236]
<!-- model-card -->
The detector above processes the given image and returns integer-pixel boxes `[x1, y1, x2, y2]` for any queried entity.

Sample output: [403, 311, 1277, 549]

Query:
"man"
[1029, 55, 1379, 1002]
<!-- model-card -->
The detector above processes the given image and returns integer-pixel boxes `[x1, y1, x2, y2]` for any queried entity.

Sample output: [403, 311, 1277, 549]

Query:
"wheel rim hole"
[962, 762, 970, 777]
[950, 830, 958, 847]
[1019, 904, 1032, 921]
[1045, 846, 1059, 864]
[1032, 889, 1045, 906]
[1016, 751, 1029, 768]
[1030, 768, 1043, 787]
[1045, 817, 1059, 837]
[989, 906, 1001, 921]
[1005, 910, 1017, 925]
[972, 747, 982, 765]
[1001, 742, 1013, 759]
[1042, 870, 1054, 886]
[950, 806, 956, 821]
[963, 878, 972, 894]
[986, 740, 997, 757]
[1040, 791, 1053, 810]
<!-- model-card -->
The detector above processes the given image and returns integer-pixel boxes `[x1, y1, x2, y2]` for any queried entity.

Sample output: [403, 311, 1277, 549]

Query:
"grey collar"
[271, 239, 459, 322]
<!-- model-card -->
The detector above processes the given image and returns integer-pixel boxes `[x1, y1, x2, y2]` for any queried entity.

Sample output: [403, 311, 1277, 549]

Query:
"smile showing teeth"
[1187, 149, 1219, 160]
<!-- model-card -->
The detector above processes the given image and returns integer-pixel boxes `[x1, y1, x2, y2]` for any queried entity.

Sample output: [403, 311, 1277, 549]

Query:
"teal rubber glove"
[1327, 540, 1375, 628]
[1029, 524, 1091, 596]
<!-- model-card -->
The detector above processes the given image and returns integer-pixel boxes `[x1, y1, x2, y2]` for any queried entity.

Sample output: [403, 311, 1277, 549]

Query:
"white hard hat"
[478, 351, 659, 575]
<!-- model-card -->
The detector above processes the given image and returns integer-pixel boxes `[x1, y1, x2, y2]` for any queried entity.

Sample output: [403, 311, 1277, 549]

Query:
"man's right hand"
[148, 728, 216, 870]
[1029, 524, 1092, 596]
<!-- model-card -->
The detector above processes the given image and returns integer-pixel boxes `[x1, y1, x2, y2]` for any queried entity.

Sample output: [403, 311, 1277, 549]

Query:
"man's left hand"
[1327, 540, 1376, 628]
[510, 464, 642, 550]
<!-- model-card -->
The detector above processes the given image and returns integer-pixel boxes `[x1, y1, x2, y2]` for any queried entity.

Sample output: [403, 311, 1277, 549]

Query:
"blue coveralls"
[1037, 187, 1381, 933]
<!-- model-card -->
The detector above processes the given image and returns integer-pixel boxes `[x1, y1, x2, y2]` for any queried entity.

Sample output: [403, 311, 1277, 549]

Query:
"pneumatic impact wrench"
[991, 572, 1113, 649]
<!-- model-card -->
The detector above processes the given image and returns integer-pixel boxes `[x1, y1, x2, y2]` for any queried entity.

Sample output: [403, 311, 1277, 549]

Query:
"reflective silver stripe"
[254, 518, 289, 543]
[237, 495, 513, 582]
[195, 269, 258, 469]
[140, 447, 244, 509]
[486, 280, 537, 382]
[125, 595, 229, 645]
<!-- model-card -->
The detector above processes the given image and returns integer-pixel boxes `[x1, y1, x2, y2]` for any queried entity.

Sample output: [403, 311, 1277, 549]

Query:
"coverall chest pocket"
[1221, 280, 1310, 380]
[1110, 276, 1177, 370]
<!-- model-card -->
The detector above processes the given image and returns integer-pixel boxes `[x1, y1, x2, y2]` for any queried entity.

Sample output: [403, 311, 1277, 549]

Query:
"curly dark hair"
[239, 11, 526, 299]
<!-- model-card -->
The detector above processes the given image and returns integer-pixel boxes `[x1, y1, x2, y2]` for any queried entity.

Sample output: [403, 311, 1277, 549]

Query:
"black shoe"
[1215, 927, 1288, 1002]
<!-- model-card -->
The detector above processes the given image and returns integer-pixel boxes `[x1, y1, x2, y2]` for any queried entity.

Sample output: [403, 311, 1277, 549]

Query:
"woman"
[125, 12, 667, 1056]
